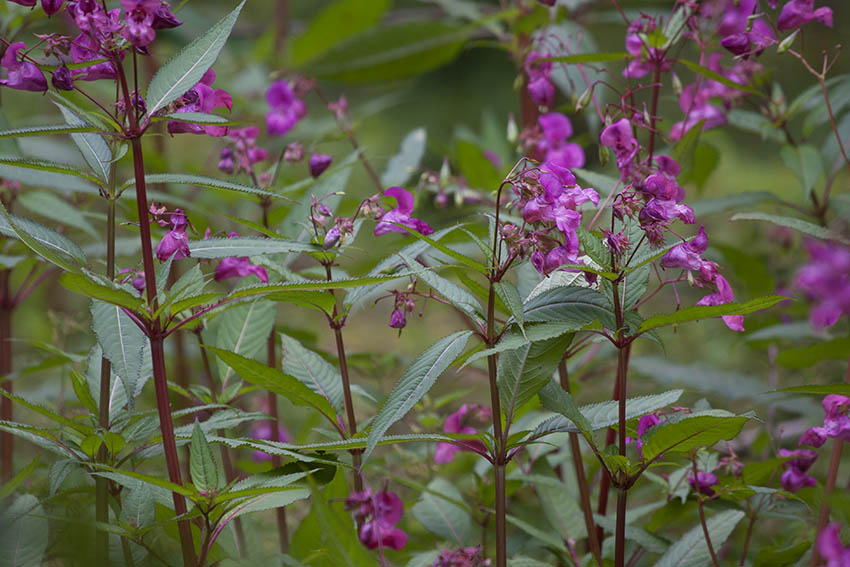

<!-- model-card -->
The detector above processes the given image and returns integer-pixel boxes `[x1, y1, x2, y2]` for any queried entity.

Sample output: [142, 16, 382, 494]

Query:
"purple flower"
[42, 0, 64, 15]
[777, 0, 833, 30]
[818, 524, 850, 567]
[345, 488, 407, 550]
[0, 42, 47, 92]
[600, 118, 638, 176]
[265, 80, 306, 136]
[309, 153, 332, 178]
[167, 69, 232, 137]
[121, 0, 158, 47]
[151, 1, 181, 29]
[794, 241, 850, 328]
[538, 113, 585, 170]
[250, 421, 290, 462]
[626, 413, 661, 457]
[697, 274, 744, 332]
[213, 233, 269, 283]
[778, 448, 817, 492]
[434, 404, 491, 464]
[661, 226, 709, 271]
[51, 65, 74, 90]
[155, 209, 190, 261]
[525, 51, 554, 108]
[69, 32, 119, 82]
[389, 308, 406, 329]
[374, 187, 434, 237]
[689, 470, 718, 497]
[433, 546, 491, 567]
[217, 147, 234, 174]
[800, 395, 850, 448]
[721, 19, 776, 57]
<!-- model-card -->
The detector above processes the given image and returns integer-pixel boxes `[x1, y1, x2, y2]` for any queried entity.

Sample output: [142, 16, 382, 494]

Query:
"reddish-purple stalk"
[117, 57, 195, 565]
[612, 277, 634, 567]
[692, 459, 720, 566]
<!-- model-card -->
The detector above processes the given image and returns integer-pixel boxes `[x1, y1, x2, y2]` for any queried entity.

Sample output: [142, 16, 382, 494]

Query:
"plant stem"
[558, 360, 602, 567]
[693, 460, 720, 567]
[0, 269, 12, 484]
[613, 279, 631, 567]
[266, 332, 289, 552]
[486, 279, 506, 567]
[811, 439, 843, 567]
[739, 510, 756, 567]
[596, 375, 619, 547]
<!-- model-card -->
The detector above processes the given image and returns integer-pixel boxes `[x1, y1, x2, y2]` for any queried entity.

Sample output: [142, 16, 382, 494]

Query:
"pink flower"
[345, 488, 407, 550]
[794, 241, 850, 329]
[121, 0, 158, 47]
[265, 80, 306, 136]
[213, 233, 269, 283]
[524, 51, 554, 107]
[434, 404, 491, 464]
[817, 524, 850, 567]
[777, 0, 833, 30]
[600, 118, 638, 176]
[309, 153, 332, 178]
[626, 413, 661, 457]
[689, 470, 718, 496]
[0, 42, 47, 92]
[167, 69, 232, 137]
[538, 113, 585, 170]
[800, 395, 850, 448]
[155, 209, 190, 261]
[778, 448, 817, 492]
[374, 187, 434, 237]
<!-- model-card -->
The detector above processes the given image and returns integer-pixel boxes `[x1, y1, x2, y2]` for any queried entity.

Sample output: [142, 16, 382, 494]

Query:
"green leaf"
[381, 127, 427, 187]
[498, 333, 573, 425]
[391, 223, 488, 273]
[226, 274, 414, 302]
[0, 124, 100, 138]
[654, 509, 745, 567]
[531, 475, 587, 540]
[0, 156, 100, 193]
[55, 102, 112, 183]
[0, 494, 48, 567]
[522, 286, 616, 329]
[0, 458, 40, 501]
[678, 59, 764, 97]
[638, 296, 787, 333]
[310, 21, 470, 83]
[206, 347, 339, 426]
[157, 112, 236, 125]
[0, 389, 90, 435]
[462, 322, 577, 368]
[365, 331, 472, 463]
[776, 338, 850, 369]
[731, 212, 837, 241]
[412, 477, 473, 545]
[60, 273, 143, 310]
[145, 1, 245, 115]
[214, 300, 276, 385]
[291, 0, 391, 65]
[189, 237, 318, 258]
[770, 384, 850, 396]
[1, 208, 87, 272]
[754, 541, 810, 567]
[642, 411, 752, 462]
[541, 52, 628, 64]
[690, 191, 778, 217]
[124, 173, 280, 199]
[17, 190, 97, 237]
[90, 300, 150, 406]
[780, 144, 823, 198]
[410, 262, 483, 323]
[456, 138, 501, 190]
[280, 334, 344, 416]
[120, 482, 156, 529]
[495, 282, 524, 328]
[536, 383, 592, 441]
[190, 421, 219, 492]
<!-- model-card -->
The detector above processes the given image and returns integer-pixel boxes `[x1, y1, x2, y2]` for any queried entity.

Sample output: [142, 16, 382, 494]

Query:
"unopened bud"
[507, 113, 519, 145]
[598, 144, 610, 167]
[575, 87, 593, 112]
[778, 31, 798, 54]
[672, 73, 683, 96]
[440, 157, 451, 187]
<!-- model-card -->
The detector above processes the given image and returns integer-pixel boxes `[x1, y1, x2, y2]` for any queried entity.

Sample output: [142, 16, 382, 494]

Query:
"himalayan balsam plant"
[0, 1, 848, 567]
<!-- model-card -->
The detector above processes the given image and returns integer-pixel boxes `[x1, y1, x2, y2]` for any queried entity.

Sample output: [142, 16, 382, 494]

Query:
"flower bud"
[51, 65, 74, 91]
[778, 30, 798, 53]
[439, 157, 451, 187]
[575, 86, 593, 111]
[672, 73, 683, 96]
[507, 113, 519, 145]
[598, 144, 610, 167]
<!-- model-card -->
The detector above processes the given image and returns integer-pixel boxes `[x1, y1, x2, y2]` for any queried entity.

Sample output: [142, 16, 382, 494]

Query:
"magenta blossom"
[51, 65, 74, 90]
[70, 32, 119, 81]
[219, 127, 267, 175]
[265, 80, 307, 136]
[524, 51, 555, 108]
[778, 448, 817, 492]
[309, 153, 332, 178]
[777, 0, 833, 30]
[794, 241, 850, 328]
[374, 187, 434, 237]
[345, 488, 407, 550]
[250, 421, 290, 462]
[537, 113, 585, 170]
[167, 69, 232, 137]
[800, 395, 850, 448]
[625, 413, 661, 457]
[155, 209, 190, 261]
[42, 0, 64, 15]
[121, 0, 158, 46]
[600, 118, 639, 177]
[213, 233, 269, 283]
[0, 42, 47, 92]
[433, 546, 491, 567]
[721, 19, 776, 57]
[818, 524, 850, 567]
[434, 404, 491, 464]
[689, 470, 718, 497]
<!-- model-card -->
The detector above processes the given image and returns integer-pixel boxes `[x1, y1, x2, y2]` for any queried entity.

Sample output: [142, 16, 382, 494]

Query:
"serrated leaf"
[291, 0, 390, 66]
[639, 296, 786, 333]
[214, 300, 276, 385]
[120, 482, 156, 529]
[61, 273, 143, 310]
[412, 478, 473, 545]
[1, 208, 87, 271]
[770, 384, 850, 396]
[381, 127, 427, 187]
[189, 237, 318, 258]
[190, 421, 219, 492]
[123, 173, 279, 199]
[55, 102, 112, 182]
[731, 212, 837, 241]
[0, 156, 100, 193]
[0, 458, 40, 501]
[17, 190, 97, 237]
[0, 124, 100, 138]
[642, 411, 752, 462]
[653, 510, 745, 567]
[145, 1, 245, 115]
[522, 286, 616, 329]
[391, 222, 488, 273]
[409, 262, 483, 323]
[0, 494, 48, 567]
[532, 475, 586, 540]
[91, 300, 149, 407]
[158, 112, 236, 124]
[365, 331, 472, 463]
[495, 282, 524, 328]
[280, 334, 344, 416]
[462, 322, 577, 369]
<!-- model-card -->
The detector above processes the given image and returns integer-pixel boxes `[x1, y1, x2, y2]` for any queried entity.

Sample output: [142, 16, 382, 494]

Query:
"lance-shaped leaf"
[17, 190, 97, 237]
[145, 1, 245, 115]
[206, 347, 339, 427]
[364, 331, 472, 463]
[522, 286, 616, 329]
[654, 510, 745, 567]
[189, 237, 318, 258]
[642, 410, 753, 462]
[731, 212, 838, 241]
[412, 477, 473, 545]
[119, 482, 156, 529]
[61, 273, 143, 311]
[498, 333, 573, 425]
[403, 257, 483, 323]
[461, 322, 576, 369]
[56, 102, 112, 183]
[1, 208, 87, 272]
[214, 300, 275, 384]
[638, 296, 786, 333]
[122, 173, 280, 199]
[0, 124, 100, 138]
[190, 421, 219, 492]
[280, 334, 345, 415]
[381, 127, 427, 187]
[91, 300, 150, 405]
[0, 156, 101, 194]
[0, 494, 48, 567]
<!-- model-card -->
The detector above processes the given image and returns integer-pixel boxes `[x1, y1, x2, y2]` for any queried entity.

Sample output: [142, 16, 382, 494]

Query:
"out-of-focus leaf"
[17, 190, 96, 237]
[654, 510, 745, 567]
[776, 338, 850, 369]
[731, 212, 838, 241]
[780, 144, 823, 199]
[290, 0, 390, 66]
[0, 494, 48, 567]
[381, 127, 427, 187]
[412, 478, 473, 545]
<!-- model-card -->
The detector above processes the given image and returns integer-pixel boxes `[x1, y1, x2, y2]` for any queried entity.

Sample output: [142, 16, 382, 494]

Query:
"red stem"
[266, 332, 289, 552]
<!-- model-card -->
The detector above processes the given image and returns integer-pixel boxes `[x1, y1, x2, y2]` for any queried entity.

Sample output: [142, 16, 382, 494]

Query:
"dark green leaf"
[638, 296, 787, 333]
[189, 421, 219, 492]
[291, 0, 391, 65]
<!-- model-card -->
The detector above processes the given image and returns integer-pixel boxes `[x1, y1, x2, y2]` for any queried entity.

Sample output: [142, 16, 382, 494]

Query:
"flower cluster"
[434, 404, 491, 464]
[623, 16, 672, 79]
[432, 546, 491, 567]
[217, 127, 268, 176]
[778, 448, 817, 492]
[717, 0, 776, 58]
[800, 395, 850, 448]
[345, 487, 407, 550]
[795, 241, 850, 328]
[524, 51, 554, 108]
[266, 79, 307, 136]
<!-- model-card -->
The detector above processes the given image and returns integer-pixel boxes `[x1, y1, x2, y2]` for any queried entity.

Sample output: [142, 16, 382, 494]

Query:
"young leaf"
[638, 296, 787, 333]
[280, 334, 345, 415]
[390, 223, 488, 273]
[654, 510, 745, 567]
[189, 237, 318, 258]
[495, 282, 524, 328]
[190, 421, 219, 492]
[145, 1, 246, 115]
[364, 331, 472, 463]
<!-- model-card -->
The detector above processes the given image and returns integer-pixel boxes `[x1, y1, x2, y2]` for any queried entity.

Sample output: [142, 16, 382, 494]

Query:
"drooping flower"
[0, 42, 48, 92]
[345, 488, 407, 550]
[524, 51, 555, 108]
[213, 233, 269, 283]
[625, 413, 661, 458]
[374, 187, 434, 237]
[794, 241, 850, 329]
[689, 470, 718, 497]
[433, 546, 491, 567]
[778, 448, 817, 492]
[309, 153, 332, 178]
[265, 80, 307, 136]
[42, 0, 64, 15]
[434, 404, 491, 464]
[155, 209, 190, 261]
[250, 421, 290, 462]
[537, 113, 585, 170]
[777, 0, 833, 30]
[51, 64, 74, 90]
[800, 395, 850, 448]
[151, 1, 181, 29]
[167, 69, 232, 137]
[600, 118, 639, 177]
[817, 524, 850, 567]
[721, 19, 776, 57]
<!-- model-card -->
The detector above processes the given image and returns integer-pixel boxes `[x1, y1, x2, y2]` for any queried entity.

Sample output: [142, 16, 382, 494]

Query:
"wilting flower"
[626, 413, 661, 457]
[266, 80, 306, 136]
[794, 241, 850, 328]
[778, 448, 817, 492]
[524, 51, 554, 108]
[800, 395, 850, 448]
[345, 488, 407, 550]
[0, 42, 47, 92]
[433, 546, 491, 567]
[167, 69, 232, 137]
[817, 524, 850, 567]
[213, 233, 269, 283]
[434, 404, 491, 464]
[374, 187, 434, 237]
[309, 153, 332, 178]
[250, 421, 290, 462]
[155, 209, 190, 261]
[777, 0, 833, 30]
[689, 470, 718, 497]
